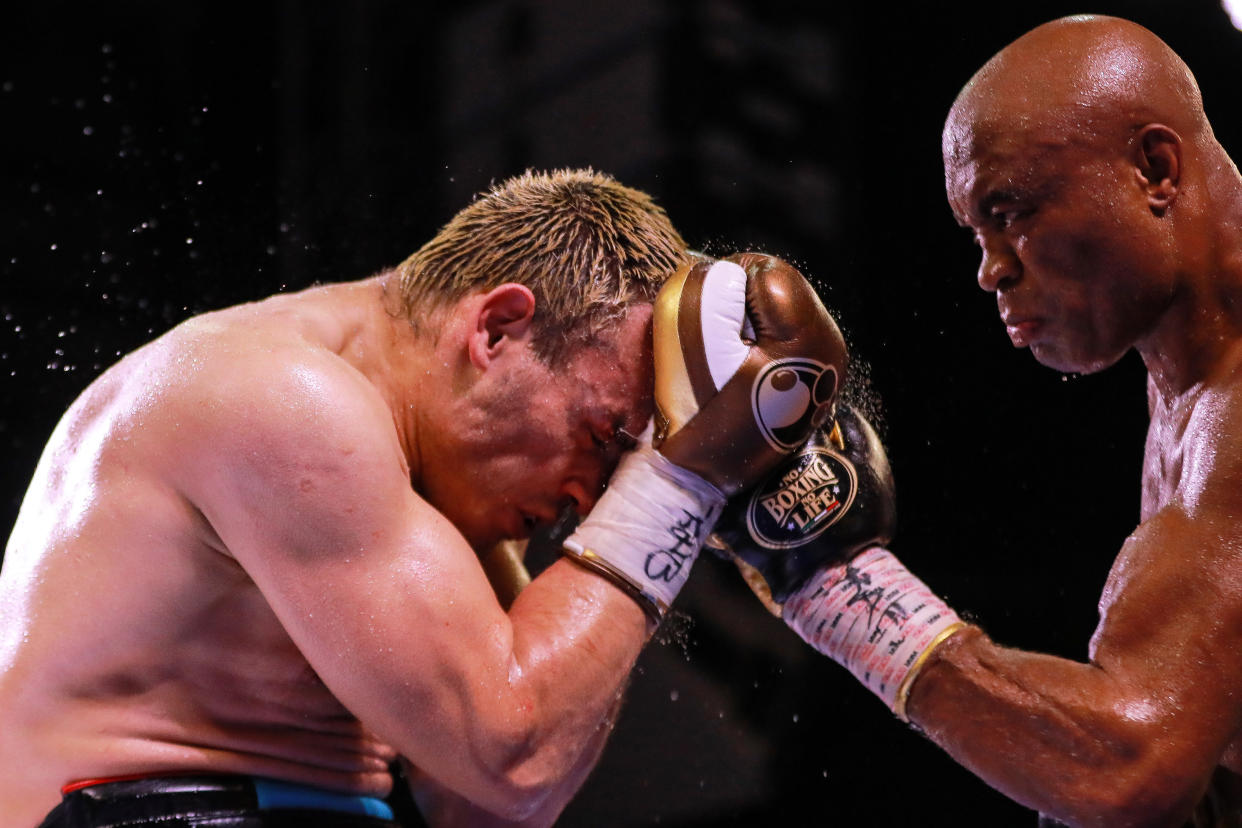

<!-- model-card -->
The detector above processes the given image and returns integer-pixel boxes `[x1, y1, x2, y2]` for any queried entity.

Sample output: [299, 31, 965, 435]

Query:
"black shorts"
[38, 775, 404, 827]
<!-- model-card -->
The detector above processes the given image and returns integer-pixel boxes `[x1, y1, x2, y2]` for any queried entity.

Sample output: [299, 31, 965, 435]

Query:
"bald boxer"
[0, 167, 848, 827]
[718, 15, 1242, 827]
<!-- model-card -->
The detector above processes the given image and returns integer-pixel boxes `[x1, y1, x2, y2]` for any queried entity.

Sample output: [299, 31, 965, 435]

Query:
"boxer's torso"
[0, 279, 403, 826]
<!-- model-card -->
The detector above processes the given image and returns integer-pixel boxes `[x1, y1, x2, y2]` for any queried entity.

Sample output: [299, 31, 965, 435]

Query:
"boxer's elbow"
[462, 699, 580, 821]
[475, 737, 557, 819]
[1090, 764, 1207, 827]
[1059, 775, 1203, 828]
[1050, 718, 1210, 827]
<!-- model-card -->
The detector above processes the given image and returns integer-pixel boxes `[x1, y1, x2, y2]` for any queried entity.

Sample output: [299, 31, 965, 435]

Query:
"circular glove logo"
[751, 358, 836, 451]
[745, 447, 856, 549]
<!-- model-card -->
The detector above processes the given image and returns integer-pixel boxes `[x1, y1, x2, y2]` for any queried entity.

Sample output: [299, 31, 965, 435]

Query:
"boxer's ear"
[1133, 123, 1181, 216]
[469, 283, 536, 368]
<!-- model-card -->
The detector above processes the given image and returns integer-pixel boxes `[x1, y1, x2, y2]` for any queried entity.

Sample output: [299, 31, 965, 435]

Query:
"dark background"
[3, 1, 1240, 825]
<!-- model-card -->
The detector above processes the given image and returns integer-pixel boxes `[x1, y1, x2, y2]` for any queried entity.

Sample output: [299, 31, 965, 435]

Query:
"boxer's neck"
[1139, 224, 1242, 403]
[300, 272, 441, 485]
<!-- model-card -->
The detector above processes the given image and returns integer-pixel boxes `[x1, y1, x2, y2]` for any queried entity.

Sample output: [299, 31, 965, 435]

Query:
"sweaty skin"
[0, 274, 653, 827]
[908, 15, 1242, 827]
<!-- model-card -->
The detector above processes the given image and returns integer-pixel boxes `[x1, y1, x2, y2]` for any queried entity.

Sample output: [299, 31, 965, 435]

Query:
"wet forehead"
[944, 119, 1031, 222]
[943, 20, 1149, 225]
[943, 99, 1076, 226]
[567, 305, 655, 428]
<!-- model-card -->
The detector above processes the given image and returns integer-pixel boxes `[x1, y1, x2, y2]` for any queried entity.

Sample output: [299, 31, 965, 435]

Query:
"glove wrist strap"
[782, 546, 965, 720]
[562, 446, 724, 625]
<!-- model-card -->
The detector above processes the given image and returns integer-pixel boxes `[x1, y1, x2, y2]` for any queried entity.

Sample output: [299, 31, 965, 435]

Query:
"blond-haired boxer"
[1, 168, 848, 827]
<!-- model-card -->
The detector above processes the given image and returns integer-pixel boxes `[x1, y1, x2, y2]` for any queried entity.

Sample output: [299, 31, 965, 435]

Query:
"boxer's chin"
[1030, 341, 1124, 377]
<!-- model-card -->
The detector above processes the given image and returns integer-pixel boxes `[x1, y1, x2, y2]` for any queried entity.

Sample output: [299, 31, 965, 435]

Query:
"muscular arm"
[181, 354, 647, 822]
[403, 688, 621, 828]
[907, 491, 1242, 825]
[405, 542, 622, 827]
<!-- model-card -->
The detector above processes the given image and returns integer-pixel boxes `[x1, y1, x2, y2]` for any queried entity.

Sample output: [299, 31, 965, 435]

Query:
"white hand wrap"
[783, 546, 965, 720]
[563, 443, 725, 625]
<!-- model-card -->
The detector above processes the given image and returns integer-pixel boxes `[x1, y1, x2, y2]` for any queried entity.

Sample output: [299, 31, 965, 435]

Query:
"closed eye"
[588, 423, 638, 456]
[614, 427, 638, 452]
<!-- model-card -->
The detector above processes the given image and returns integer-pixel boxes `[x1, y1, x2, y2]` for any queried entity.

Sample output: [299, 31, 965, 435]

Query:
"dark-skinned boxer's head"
[943, 15, 1233, 375]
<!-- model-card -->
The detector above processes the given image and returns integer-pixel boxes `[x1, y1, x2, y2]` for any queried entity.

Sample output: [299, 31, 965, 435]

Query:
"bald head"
[941, 15, 1242, 381]
[944, 15, 1209, 166]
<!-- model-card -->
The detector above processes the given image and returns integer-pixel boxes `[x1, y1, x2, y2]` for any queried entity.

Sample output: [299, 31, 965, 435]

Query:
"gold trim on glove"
[653, 261, 700, 438]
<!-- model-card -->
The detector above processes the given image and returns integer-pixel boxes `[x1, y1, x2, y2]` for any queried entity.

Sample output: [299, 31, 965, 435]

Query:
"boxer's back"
[0, 281, 399, 826]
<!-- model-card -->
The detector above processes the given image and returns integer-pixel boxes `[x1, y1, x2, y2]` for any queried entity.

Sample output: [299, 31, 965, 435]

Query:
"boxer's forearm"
[408, 702, 615, 828]
[476, 685, 622, 828]
[906, 626, 1209, 826]
[475, 541, 629, 821]
[471, 559, 644, 814]
[483, 540, 631, 814]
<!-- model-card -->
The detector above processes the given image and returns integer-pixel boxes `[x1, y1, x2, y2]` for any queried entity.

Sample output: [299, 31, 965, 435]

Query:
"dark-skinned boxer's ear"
[1133, 123, 1182, 216]
[469, 283, 536, 368]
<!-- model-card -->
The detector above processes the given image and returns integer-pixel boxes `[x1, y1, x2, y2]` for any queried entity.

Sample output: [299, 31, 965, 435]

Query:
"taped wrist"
[562, 445, 725, 625]
[783, 546, 965, 720]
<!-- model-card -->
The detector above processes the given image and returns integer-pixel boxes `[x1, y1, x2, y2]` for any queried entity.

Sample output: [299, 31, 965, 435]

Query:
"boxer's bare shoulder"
[0, 278, 409, 826]
[1141, 338, 1242, 517]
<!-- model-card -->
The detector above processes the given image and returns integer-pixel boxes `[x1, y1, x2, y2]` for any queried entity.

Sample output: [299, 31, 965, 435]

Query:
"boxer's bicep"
[1089, 480, 1242, 738]
[1091, 390, 1242, 706]
[182, 360, 530, 801]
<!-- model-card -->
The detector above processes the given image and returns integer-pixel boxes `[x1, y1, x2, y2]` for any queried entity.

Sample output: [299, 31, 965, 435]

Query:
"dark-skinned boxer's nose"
[977, 235, 1020, 293]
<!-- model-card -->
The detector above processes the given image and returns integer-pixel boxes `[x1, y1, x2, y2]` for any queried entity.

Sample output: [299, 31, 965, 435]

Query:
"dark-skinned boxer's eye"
[991, 206, 1030, 229]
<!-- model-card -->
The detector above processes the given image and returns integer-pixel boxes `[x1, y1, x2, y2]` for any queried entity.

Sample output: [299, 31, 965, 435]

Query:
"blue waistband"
[252, 777, 394, 819]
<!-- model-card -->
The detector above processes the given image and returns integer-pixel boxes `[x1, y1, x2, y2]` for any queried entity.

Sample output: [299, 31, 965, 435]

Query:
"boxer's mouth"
[1003, 316, 1043, 347]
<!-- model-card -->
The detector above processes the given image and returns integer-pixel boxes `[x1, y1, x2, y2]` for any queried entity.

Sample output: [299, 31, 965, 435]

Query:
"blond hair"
[396, 168, 688, 363]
